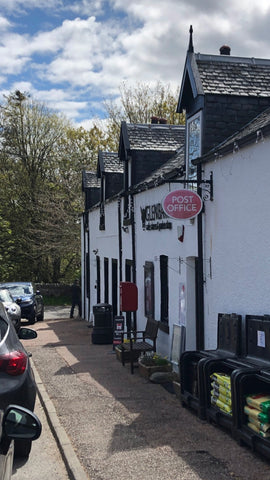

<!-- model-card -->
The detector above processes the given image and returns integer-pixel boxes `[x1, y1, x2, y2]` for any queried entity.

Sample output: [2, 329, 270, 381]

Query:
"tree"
[0, 84, 185, 283]
[0, 92, 107, 282]
[104, 81, 185, 148]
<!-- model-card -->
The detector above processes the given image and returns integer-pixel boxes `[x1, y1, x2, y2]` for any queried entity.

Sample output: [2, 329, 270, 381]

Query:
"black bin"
[179, 313, 242, 419]
[202, 315, 270, 434]
[229, 315, 270, 454]
[233, 369, 270, 457]
[92, 303, 113, 344]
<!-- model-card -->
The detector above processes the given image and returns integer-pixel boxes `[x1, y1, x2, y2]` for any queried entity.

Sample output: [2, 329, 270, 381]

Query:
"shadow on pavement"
[28, 313, 266, 480]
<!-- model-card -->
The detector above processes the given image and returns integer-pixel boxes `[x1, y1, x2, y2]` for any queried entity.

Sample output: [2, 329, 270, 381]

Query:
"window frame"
[160, 255, 169, 326]
[144, 261, 155, 319]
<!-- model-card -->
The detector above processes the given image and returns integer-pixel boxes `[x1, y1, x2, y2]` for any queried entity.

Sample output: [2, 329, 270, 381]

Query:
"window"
[99, 202, 105, 230]
[0, 318, 8, 339]
[86, 253, 90, 298]
[144, 262, 154, 318]
[111, 259, 118, 317]
[123, 159, 132, 225]
[104, 258, 109, 303]
[160, 255, 168, 324]
[186, 112, 202, 180]
[96, 256, 101, 303]
[125, 259, 133, 282]
[99, 177, 105, 230]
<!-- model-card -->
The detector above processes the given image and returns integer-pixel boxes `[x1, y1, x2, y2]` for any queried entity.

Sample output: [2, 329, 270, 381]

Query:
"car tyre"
[37, 308, 44, 322]
[28, 313, 36, 325]
[14, 438, 32, 458]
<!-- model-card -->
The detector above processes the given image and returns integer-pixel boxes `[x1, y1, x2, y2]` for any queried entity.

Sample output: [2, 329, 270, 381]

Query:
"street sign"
[163, 189, 202, 220]
[113, 316, 125, 349]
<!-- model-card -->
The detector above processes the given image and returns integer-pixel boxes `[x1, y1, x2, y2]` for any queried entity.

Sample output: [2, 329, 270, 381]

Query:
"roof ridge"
[195, 52, 270, 66]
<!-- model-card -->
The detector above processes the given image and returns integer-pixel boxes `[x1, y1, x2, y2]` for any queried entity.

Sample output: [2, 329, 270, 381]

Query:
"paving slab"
[22, 308, 270, 480]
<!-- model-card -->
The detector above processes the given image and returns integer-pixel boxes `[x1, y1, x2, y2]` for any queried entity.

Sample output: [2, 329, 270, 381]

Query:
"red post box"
[120, 282, 138, 312]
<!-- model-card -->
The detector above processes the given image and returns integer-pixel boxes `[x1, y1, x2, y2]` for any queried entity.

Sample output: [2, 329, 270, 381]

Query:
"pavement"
[23, 307, 270, 480]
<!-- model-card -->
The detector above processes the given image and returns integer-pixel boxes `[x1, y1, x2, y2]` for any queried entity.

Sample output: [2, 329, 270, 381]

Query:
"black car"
[0, 301, 38, 457]
[0, 405, 41, 479]
[0, 282, 44, 324]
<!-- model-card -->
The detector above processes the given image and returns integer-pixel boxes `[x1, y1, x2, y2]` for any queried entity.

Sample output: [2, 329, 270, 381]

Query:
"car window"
[0, 318, 8, 339]
[7, 286, 24, 296]
[23, 286, 33, 295]
[0, 290, 13, 303]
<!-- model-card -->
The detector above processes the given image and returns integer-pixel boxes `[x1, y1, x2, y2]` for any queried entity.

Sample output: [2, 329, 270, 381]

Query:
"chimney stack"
[220, 45, 231, 55]
[151, 116, 167, 124]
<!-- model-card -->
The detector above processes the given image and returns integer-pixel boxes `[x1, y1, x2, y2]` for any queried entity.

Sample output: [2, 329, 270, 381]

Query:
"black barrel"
[92, 303, 113, 344]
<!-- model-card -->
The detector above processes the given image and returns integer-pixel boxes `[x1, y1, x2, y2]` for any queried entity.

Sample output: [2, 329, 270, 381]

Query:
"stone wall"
[36, 283, 72, 298]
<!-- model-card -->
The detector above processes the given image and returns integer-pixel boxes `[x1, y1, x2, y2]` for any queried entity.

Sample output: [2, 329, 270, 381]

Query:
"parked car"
[0, 301, 38, 458]
[0, 282, 44, 324]
[0, 289, 21, 333]
[0, 404, 41, 479]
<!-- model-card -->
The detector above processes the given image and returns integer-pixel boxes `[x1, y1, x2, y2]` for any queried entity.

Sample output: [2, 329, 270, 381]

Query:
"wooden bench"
[121, 318, 160, 374]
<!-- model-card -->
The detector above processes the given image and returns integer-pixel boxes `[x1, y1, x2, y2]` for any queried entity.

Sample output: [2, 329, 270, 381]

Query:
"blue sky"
[1, 0, 270, 128]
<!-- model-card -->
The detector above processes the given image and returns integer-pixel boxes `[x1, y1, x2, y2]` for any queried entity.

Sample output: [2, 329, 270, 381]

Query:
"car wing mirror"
[16, 298, 22, 305]
[3, 405, 42, 440]
[18, 328, 38, 340]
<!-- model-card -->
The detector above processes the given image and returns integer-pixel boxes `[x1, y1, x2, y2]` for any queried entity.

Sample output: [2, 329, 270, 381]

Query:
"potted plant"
[138, 352, 172, 379]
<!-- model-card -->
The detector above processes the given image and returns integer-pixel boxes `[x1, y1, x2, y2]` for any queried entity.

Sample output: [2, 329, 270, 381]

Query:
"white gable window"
[186, 111, 202, 180]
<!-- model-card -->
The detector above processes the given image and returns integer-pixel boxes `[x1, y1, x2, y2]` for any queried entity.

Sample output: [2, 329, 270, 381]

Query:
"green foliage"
[140, 353, 170, 366]
[0, 83, 184, 283]
[104, 81, 185, 147]
[0, 91, 110, 283]
[0, 213, 15, 280]
[43, 295, 70, 306]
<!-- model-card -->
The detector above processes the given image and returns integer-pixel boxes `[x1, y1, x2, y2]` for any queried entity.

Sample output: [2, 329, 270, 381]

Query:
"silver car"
[0, 405, 41, 479]
[0, 289, 21, 332]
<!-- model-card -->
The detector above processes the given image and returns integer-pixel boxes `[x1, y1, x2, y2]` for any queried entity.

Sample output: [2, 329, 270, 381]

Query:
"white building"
[194, 108, 270, 349]
[82, 28, 270, 359]
[82, 121, 201, 361]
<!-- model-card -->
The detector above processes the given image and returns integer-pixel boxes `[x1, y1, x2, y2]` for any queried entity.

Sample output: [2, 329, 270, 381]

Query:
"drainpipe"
[87, 224, 91, 322]
[118, 196, 123, 287]
[196, 164, 205, 350]
[131, 193, 137, 330]
[82, 212, 87, 319]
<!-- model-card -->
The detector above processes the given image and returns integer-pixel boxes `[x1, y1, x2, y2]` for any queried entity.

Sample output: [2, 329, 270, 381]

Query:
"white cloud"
[1, 0, 270, 126]
[0, 16, 11, 30]
[0, 0, 62, 14]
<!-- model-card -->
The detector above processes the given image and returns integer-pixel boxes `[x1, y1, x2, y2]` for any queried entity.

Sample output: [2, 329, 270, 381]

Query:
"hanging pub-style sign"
[162, 189, 203, 220]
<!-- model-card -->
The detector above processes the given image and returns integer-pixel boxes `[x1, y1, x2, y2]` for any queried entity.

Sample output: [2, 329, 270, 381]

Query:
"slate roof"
[194, 106, 270, 164]
[122, 123, 185, 152]
[178, 49, 270, 112]
[195, 54, 270, 96]
[98, 151, 123, 174]
[82, 170, 101, 190]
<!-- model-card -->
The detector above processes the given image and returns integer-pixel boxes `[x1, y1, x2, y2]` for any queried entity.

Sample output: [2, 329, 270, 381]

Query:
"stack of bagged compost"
[210, 372, 232, 416]
[244, 394, 270, 438]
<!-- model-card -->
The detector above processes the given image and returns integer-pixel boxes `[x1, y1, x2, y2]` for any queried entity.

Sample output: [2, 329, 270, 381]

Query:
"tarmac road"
[20, 307, 270, 480]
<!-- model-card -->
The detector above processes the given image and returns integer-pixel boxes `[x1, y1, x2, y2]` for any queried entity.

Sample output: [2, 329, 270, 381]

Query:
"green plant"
[43, 295, 70, 306]
[139, 353, 169, 366]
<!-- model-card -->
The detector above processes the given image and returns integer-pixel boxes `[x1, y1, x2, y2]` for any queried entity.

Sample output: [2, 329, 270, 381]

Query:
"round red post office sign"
[162, 189, 203, 220]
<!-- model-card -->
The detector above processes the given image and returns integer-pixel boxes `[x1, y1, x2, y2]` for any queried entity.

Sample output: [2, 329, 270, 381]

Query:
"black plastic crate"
[202, 315, 270, 432]
[202, 357, 251, 432]
[233, 369, 270, 458]
[179, 313, 242, 419]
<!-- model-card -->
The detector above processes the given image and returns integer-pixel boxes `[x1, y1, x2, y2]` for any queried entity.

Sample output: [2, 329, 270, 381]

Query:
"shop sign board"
[113, 316, 125, 348]
[163, 189, 202, 220]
